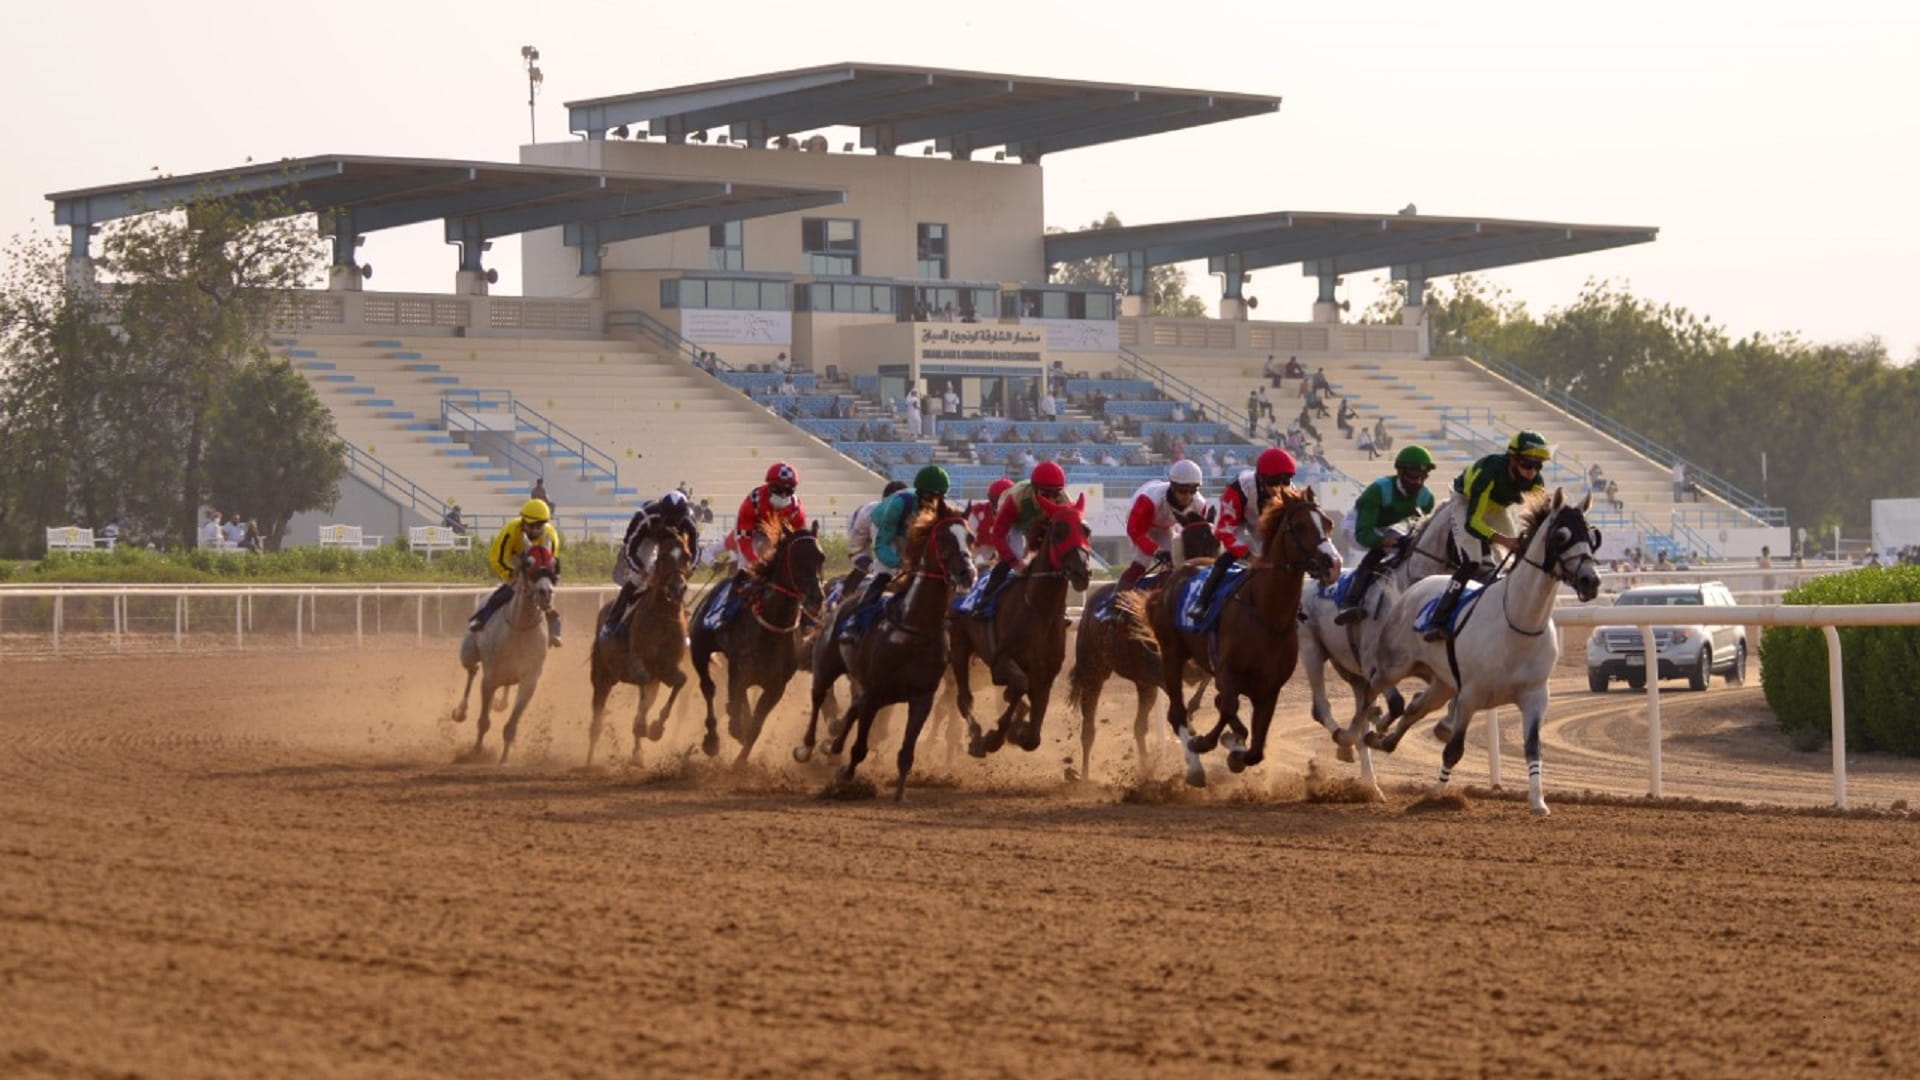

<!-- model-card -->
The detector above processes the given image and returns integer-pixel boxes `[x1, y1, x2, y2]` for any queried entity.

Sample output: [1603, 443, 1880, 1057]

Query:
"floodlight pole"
[522, 45, 544, 144]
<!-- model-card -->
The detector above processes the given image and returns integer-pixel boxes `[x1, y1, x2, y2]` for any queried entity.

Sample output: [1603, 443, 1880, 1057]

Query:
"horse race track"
[4, 642, 1920, 1079]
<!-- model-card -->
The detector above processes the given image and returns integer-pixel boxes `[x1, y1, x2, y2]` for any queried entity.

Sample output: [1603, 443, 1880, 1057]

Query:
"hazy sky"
[8, 0, 1915, 356]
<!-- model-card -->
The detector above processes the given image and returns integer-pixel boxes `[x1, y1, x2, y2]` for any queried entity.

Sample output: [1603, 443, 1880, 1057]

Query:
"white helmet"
[1169, 459, 1204, 486]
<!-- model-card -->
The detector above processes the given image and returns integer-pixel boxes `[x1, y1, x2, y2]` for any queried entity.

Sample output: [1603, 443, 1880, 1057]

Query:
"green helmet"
[1394, 444, 1435, 470]
[1508, 430, 1552, 461]
[913, 465, 951, 496]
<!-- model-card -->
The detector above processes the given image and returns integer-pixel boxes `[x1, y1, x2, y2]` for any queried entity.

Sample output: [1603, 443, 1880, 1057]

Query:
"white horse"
[453, 546, 558, 764]
[1298, 499, 1463, 797]
[1335, 490, 1602, 815]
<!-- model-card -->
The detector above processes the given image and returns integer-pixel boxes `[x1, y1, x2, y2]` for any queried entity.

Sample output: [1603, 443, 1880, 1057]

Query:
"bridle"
[1255, 497, 1336, 578]
[1500, 507, 1600, 637]
[751, 530, 821, 634]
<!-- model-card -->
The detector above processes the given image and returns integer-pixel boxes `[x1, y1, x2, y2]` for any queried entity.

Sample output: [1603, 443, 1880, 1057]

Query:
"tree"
[1048, 212, 1209, 318]
[0, 183, 327, 552]
[206, 357, 347, 551]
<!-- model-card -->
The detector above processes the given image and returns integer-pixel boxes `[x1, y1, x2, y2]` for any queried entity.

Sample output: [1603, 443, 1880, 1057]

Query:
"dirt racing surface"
[4, 643, 1920, 1079]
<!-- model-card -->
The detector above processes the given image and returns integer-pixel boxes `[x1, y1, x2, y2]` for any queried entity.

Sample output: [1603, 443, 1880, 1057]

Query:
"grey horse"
[453, 546, 558, 764]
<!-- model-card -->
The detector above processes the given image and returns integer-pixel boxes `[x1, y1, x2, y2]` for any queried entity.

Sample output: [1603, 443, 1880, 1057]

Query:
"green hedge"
[3, 539, 622, 585]
[1760, 565, 1920, 755]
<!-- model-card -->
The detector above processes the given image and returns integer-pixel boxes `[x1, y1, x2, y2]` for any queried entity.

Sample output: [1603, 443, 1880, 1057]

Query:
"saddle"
[835, 590, 898, 642]
[953, 569, 1023, 620]
[1086, 572, 1165, 622]
[1316, 568, 1360, 608]
[700, 577, 750, 632]
[1413, 581, 1487, 638]
[1173, 565, 1250, 634]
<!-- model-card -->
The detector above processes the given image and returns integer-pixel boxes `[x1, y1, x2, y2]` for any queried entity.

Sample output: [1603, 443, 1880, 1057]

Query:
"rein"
[750, 533, 818, 635]
[1499, 515, 1591, 638]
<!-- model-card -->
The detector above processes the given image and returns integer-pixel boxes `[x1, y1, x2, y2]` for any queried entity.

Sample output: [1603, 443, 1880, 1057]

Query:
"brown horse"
[688, 523, 826, 766]
[1066, 510, 1219, 779]
[949, 496, 1092, 760]
[1122, 488, 1341, 787]
[795, 501, 975, 801]
[587, 532, 693, 766]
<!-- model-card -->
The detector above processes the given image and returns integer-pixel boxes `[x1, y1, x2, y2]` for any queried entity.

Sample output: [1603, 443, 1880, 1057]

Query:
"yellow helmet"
[520, 498, 552, 523]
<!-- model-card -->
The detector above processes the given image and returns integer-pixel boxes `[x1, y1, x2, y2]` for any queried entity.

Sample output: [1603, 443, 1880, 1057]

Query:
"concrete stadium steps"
[1133, 347, 1738, 527]
[287, 333, 885, 527]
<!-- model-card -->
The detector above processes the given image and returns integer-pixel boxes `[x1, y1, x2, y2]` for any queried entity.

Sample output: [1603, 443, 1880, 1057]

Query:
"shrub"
[1760, 564, 1920, 755]
[14, 537, 622, 585]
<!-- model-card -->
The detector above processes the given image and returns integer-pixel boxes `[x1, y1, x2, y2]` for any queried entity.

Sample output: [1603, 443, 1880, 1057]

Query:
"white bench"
[408, 525, 473, 559]
[317, 524, 384, 551]
[46, 526, 114, 554]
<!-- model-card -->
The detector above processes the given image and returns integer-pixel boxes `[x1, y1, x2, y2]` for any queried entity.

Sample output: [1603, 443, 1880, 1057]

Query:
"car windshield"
[1617, 593, 1703, 606]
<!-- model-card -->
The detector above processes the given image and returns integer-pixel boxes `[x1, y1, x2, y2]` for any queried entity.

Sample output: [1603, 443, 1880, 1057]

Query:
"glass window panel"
[827, 219, 855, 244]
[761, 282, 785, 310]
[1042, 291, 1069, 318]
[707, 280, 735, 308]
[661, 279, 678, 308]
[680, 279, 706, 308]
[1086, 292, 1114, 320]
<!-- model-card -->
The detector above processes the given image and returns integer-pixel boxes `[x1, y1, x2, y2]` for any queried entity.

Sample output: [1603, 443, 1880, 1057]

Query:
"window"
[662, 277, 788, 311]
[796, 282, 894, 314]
[708, 221, 743, 271]
[916, 223, 948, 279]
[802, 217, 859, 275]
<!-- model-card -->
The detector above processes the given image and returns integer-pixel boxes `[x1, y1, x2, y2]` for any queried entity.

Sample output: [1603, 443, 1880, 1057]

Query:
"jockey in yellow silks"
[468, 498, 564, 645]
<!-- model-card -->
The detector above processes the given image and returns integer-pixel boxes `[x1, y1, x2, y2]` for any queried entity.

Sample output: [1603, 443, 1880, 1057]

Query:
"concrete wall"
[284, 473, 422, 549]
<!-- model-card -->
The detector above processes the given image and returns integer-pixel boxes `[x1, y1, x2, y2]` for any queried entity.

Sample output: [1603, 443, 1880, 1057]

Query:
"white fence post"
[355, 596, 363, 649]
[174, 596, 183, 651]
[416, 595, 425, 645]
[235, 595, 244, 651]
[52, 595, 62, 654]
[1642, 626, 1662, 799]
[1823, 624, 1847, 809]
[296, 594, 304, 650]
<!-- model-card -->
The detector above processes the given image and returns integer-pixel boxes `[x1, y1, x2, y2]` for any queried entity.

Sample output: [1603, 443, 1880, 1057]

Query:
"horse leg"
[650, 669, 685, 742]
[453, 664, 478, 725]
[892, 690, 938, 802]
[499, 675, 540, 765]
[1129, 682, 1160, 773]
[990, 653, 1034, 751]
[1229, 687, 1279, 773]
[1073, 671, 1105, 781]
[1020, 672, 1057, 757]
[1516, 685, 1551, 816]
[692, 634, 720, 758]
[836, 696, 879, 785]
[1160, 646, 1207, 788]
[467, 673, 496, 761]
[587, 671, 614, 767]
[1372, 683, 1455, 754]
[951, 631, 991, 757]
[630, 681, 660, 765]
[736, 680, 789, 768]
[1433, 710, 1474, 798]
[1192, 669, 1240, 757]
[796, 651, 841, 764]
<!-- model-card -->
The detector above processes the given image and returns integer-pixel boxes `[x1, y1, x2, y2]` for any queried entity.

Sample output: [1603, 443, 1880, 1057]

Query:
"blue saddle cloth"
[954, 569, 1031, 619]
[700, 579, 742, 632]
[1413, 581, 1486, 637]
[822, 576, 847, 614]
[835, 593, 893, 641]
[1085, 572, 1166, 622]
[1316, 569, 1359, 607]
[1174, 564, 1251, 634]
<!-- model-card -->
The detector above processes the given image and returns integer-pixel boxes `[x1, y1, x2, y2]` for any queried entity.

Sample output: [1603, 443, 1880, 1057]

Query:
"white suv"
[1585, 582, 1748, 693]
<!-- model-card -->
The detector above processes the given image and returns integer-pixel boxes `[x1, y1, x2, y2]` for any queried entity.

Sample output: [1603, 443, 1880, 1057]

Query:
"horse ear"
[811, 521, 820, 536]
[1552, 487, 1565, 508]
[1073, 493, 1086, 512]
[1206, 505, 1218, 523]
[1578, 491, 1592, 513]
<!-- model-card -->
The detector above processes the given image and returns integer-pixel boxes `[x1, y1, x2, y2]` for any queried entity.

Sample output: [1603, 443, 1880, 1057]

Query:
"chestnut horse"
[794, 501, 975, 801]
[1120, 488, 1341, 787]
[587, 532, 693, 766]
[1065, 510, 1219, 780]
[688, 523, 826, 766]
[949, 496, 1093, 760]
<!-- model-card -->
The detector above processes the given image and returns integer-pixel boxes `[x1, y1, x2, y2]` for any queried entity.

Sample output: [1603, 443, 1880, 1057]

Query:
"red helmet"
[765, 462, 799, 487]
[1256, 448, 1298, 480]
[1030, 461, 1067, 490]
[987, 478, 1014, 503]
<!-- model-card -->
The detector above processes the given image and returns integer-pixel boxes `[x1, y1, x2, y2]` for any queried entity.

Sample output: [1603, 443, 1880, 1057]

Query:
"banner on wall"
[916, 325, 1043, 364]
[1020, 318, 1119, 353]
[680, 309, 792, 346]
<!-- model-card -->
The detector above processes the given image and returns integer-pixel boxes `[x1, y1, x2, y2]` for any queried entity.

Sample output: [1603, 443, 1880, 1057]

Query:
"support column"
[1312, 269, 1341, 323]
[1217, 252, 1247, 321]
[65, 224, 98, 291]
[1115, 249, 1149, 316]
[451, 218, 491, 296]
[326, 213, 364, 292]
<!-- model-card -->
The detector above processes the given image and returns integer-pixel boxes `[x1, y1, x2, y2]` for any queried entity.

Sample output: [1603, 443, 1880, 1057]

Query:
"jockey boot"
[1115, 561, 1148, 592]
[983, 558, 1013, 597]
[1186, 550, 1238, 621]
[1336, 548, 1387, 626]
[1423, 565, 1476, 642]
[547, 612, 563, 648]
[860, 570, 893, 609]
[468, 583, 512, 633]
[601, 583, 638, 641]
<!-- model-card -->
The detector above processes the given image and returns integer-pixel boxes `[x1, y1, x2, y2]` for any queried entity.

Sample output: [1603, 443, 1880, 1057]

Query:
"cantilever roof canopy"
[47, 154, 845, 275]
[1043, 210, 1658, 286]
[567, 63, 1280, 161]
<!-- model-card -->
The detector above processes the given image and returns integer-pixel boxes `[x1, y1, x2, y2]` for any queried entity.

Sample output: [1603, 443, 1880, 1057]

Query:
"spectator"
[943, 382, 960, 422]
[223, 514, 247, 548]
[1311, 366, 1333, 396]
[777, 373, 798, 396]
[695, 498, 715, 525]
[1039, 389, 1059, 423]
[1358, 427, 1378, 460]
[774, 351, 792, 375]
[1172, 401, 1188, 423]
[1336, 398, 1357, 438]
[924, 383, 942, 440]
[1245, 387, 1261, 438]
[1587, 462, 1607, 492]
[531, 477, 552, 516]
[1671, 460, 1687, 503]
[1259, 386, 1275, 421]
[1305, 384, 1331, 419]
[903, 388, 922, 438]
[1371, 417, 1392, 452]
[1221, 447, 1239, 470]
[241, 519, 264, 554]
[1605, 478, 1623, 511]
[1264, 355, 1282, 389]
[201, 510, 225, 549]
[1284, 355, 1307, 381]
[1098, 449, 1120, 467]
[442, 503, 467, 536]
[1199, 448, 1221, 477]
[101, 517, 123, 547]
[1193, 404, 1210, 423]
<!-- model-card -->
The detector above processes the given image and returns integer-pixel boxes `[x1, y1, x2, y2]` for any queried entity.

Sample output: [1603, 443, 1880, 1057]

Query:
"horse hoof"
[646, 722, 667, 742]
[1530, 800, 1551, 817]
[1226, 749, 1246, 773]
[701, 733, 719, 757]
[966, 736, 988, 759]
[1184, 766, 1207, 789]
[1335, 744, 1355, 764]
[450, 706, 467, 725]
[1363, 730, 1384, 750]
[1330, 728, 1353, 749]
[1433, 724, 1455, 744]
[792, 745, 813, 764]
[1015, 729, 1041, 753]
[893, 778, 909, 803]
[981, 730, 1005, 754]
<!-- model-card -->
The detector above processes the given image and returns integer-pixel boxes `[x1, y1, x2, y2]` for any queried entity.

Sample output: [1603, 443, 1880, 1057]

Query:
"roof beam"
[450, 183, 731, 242]
[564, 190, 846, 247]
[52, 160, 347, 226]
[346, 177, 607, 232]
[1306, 227, 1556, 276]
[960, 95, 1200, 153]
[230, 167, 475, 219]
[1220, 223, 1482, 272]
[569, 67, 854, 136]
[1044, 213, 1298, 263]
[1019, 99, 1265, 159]
[869, 91, 1135, 149]
[732, 78, 1015, 142]
[1394, 232, 1658, 278]
[668, 73, 930, 139]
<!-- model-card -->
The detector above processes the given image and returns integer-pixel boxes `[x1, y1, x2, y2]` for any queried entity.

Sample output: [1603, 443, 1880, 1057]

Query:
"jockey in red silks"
[1187, 447, 1296, 619]
[1117, 459, 1210, 590]
[982, 461, 1068, 595]
[969, 477, 1014, 564]
[728, 461, 809, 567]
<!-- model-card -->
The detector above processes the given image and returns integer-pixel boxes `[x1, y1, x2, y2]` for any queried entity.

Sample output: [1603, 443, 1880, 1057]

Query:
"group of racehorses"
[450, 484, 1603, 814]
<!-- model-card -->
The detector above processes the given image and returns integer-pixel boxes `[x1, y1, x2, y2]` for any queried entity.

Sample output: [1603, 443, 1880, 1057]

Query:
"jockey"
[857, 465, 952, 608]
[1423, 430, 1551, 641]
[729, 461, 809, 567]
[600, 490, 699, 639]
[1334, 444, 1437, 625]
[843, 480, 907, 597]
[982, 461, 1069, 596]
[1186, 447, 1296, 620]
[968, 477, 1014, 563]
[468, 498, 564, 645]
[1117, 459, 1208, 591]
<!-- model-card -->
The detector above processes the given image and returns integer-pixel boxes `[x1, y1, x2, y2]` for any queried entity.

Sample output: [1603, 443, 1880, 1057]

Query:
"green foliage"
[13, 538, 622, 585]
[1047, 212, 1208, 318]
[1760, 566, 1920, 756]
[206, 358, 347, 551]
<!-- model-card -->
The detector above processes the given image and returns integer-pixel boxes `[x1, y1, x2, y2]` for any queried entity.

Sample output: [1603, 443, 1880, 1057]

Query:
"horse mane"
[902, 496, 950, 563]
[1509, 489, 1557, 551]
[1253, 485, 1303, 555]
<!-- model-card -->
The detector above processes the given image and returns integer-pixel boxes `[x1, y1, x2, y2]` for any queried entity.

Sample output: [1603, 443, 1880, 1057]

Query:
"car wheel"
[1688, 648, 1711, 691]
[1588, 670, 1609, 693]
[1725, 641, 1747, 687]
[1624, 671, 1646, 691]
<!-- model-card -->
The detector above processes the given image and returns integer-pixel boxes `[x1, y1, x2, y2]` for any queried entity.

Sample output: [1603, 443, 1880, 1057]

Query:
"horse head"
[1258, 487, 1342, 586]
[911, 498, 978, 591]
[769, 521, 827, 612]
[1040, 493, 1094, 591]
[517, 544, 558, 613]
[1525, 489, 1603, 602]
[1174, 504, 1221, 560]
[652, 534, 693, 605]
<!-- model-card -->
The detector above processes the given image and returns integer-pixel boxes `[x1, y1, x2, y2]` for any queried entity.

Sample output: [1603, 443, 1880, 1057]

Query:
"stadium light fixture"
[521, 46, 544, 144]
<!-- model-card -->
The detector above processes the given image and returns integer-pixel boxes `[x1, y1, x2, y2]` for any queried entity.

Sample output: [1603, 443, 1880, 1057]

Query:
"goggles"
[769, 484, 795, 497]
[1170, 483, 1200, 496]
[1512, 459, 1542, 475]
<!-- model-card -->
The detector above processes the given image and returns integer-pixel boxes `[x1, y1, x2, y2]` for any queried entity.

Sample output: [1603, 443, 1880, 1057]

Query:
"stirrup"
[467, 616, 484, 632]
[1422, 622, 1449, 642]
[1334, 605, 1364, 626]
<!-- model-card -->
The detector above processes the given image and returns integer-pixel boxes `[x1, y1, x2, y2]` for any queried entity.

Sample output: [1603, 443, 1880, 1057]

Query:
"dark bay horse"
[453, 545, 558, 764]
[795, 502, 975, 801]
[587, 533, 693, 766]
[949, 496, 1092, 761]
[1066, 510, 1219, 779]
[688, 523, 826, 766]
[1121, 489, 1341, 787]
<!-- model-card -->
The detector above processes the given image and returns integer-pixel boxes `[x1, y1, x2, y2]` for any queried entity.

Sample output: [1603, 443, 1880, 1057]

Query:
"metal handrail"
[341, 440, 448, 520]
[440, 396, 548, 481]
[606, 308, 734, 373]
[1436, 334, 1785, 525]
[508, 399, 622, 487]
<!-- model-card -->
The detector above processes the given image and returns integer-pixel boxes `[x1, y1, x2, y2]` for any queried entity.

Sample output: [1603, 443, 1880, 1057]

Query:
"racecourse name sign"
[916, 326, 1044, 364]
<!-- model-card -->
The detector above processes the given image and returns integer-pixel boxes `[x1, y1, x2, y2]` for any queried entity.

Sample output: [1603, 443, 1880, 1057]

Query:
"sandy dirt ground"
[5, 630, 1920, 1078]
